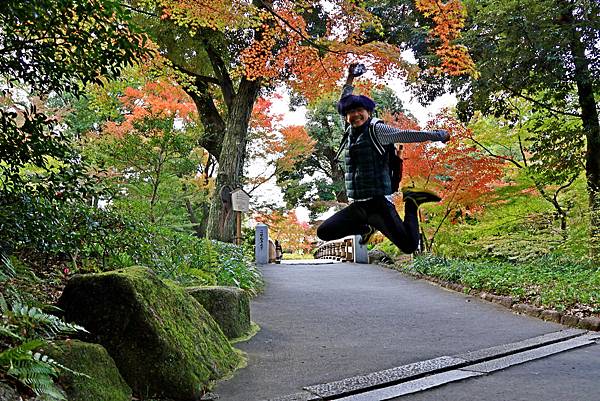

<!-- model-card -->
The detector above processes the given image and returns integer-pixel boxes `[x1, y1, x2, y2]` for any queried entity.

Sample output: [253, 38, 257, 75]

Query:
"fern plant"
[0, 254, 88, 400]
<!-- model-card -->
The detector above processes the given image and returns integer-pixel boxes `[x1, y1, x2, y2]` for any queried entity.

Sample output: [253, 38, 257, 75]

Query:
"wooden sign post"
[231, 189, 250, 245]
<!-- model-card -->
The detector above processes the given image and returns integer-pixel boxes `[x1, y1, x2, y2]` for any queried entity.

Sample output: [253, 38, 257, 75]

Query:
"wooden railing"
[313, 236, 356, 262]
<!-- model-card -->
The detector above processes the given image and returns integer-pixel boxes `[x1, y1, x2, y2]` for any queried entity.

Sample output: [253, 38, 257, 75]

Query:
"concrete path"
[213, 261, 598, 400]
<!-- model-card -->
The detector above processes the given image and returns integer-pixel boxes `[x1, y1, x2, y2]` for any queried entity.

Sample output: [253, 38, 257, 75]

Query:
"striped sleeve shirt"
[373, 123, 448, 145]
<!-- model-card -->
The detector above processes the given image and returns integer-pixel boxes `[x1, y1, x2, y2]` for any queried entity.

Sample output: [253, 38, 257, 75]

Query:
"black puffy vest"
[344, 120, 391, 200]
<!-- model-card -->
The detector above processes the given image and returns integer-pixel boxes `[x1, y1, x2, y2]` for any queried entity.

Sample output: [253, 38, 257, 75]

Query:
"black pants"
[316, 196, 419, 254]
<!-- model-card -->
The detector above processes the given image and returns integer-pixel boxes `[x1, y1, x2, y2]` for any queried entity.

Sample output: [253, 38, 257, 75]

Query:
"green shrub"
[409, 254, 600, 313]
[105, 225, 263, 295]
[0, 193, 263, 295]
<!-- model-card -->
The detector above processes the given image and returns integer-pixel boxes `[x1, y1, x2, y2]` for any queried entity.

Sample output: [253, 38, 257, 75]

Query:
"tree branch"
[173, 64, 221, 86]
[492, 75, 582, 118]
[203, 42, 236, 110]
[468, 135, 523, 169]
[255, 0, 351, 56]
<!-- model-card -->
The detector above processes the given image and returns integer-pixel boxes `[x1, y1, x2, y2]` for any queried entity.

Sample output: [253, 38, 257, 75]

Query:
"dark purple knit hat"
[337, 94, 376, 115]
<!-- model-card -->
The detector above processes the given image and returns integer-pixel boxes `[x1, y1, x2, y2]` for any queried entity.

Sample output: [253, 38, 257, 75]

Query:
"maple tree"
[82, 74, 213, 233]
[414, 0, 477, 77]
[127, 0, 474, 242]
[465, 99, 585, 231]
[398, 112, 505, 251]
[254, 209, 316, 253]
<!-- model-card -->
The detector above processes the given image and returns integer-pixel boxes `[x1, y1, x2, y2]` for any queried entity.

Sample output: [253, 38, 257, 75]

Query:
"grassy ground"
[402, 254, 600, 316]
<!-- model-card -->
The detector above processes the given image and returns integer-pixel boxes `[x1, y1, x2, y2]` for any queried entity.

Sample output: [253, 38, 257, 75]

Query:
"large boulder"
[187, 286, 251, 339]
[57, 267, 241, 400]
[44, 340, 131, 401]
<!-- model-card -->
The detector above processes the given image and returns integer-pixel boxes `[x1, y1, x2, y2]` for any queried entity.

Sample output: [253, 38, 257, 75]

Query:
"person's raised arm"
[374, 123, 450, 145]
[340, 63, 364, 103]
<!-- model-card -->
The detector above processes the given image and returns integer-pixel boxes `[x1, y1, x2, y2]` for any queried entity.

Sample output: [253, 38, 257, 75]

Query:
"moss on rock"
[44, 340, 131, 401]
[57, 267, 240, 400]
[187, 286, 251, 339]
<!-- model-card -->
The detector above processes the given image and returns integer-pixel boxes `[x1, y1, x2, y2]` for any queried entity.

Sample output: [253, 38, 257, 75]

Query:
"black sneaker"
[402, 189, 441, 205]
[359, 225, 376, 245]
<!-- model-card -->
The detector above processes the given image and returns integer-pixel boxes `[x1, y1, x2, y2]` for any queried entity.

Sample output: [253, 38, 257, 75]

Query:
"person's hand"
[437, 130, 450, 143]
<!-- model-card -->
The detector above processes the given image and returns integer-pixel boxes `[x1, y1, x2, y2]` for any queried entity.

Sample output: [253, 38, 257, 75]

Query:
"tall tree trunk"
[332, 164, 348, 203]
[206, 79, 261, 241]
[562, 2, 600, 258]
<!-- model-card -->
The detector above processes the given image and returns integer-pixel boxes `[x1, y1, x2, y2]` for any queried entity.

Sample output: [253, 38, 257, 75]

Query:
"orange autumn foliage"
[247, 95, 314, 190]
[154, 0, 472, 103]
[415, 0, 478, 77]
[104, 78, 197, 138]
[254, 209, 316, 253]
[272, 125, 316, 173]
[381, 111, 504, 215]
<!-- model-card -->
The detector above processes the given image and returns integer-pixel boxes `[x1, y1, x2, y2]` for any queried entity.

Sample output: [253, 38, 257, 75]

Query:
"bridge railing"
[313, 235, 369, 263]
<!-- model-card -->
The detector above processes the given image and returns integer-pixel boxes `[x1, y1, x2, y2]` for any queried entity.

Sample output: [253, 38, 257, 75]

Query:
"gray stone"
[454, 328, 586, 363]
[463, 335, 595, 374]
[333, 370, 482, 401]
[58, 267, 240, 401]
[264, 391, 322, 401]
[496, 295, 515, 308]
[0, 382, 22, 401]
[256, 224, 269, 264]
[540, 309, 562, 323]
[578, 316, 600, 331]
[480, 292, 493, 301]
[304, 356, 466, 398]
[353, 235, 369, 263]
[560, 314, 580, 327]
[367, 249, 392, 265]
[512, 303, 543, 317]
[44, 340, 131, 401]
[187, 286, 251, 339]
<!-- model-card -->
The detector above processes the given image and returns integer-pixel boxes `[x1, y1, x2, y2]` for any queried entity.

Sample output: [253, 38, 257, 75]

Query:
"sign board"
[231, 188, 250, 212]
[353, 235, 369, 264]
[255, 224, 269, 264]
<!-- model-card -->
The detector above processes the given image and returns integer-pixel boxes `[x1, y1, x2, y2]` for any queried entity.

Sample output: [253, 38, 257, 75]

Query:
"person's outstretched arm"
[340, 69, 355, 102]
[339, 63, 363, 110]
[374, 123, 450, 145]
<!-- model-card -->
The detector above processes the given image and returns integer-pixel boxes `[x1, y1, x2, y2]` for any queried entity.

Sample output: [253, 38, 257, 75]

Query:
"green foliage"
[0, 268, 88, 400]
[0, 193, 131, 269]
[431, 172, 590, 261]
[1, 0, 147, 96]
[456, 0, 599, 119]
[86, 127, 206, 227]
[1, 0, 148, 197]
[408, 170, 598, 315]
[410, 254, 600, 313]
[276, 93, 347, 217]
[372, 239, 403, 259]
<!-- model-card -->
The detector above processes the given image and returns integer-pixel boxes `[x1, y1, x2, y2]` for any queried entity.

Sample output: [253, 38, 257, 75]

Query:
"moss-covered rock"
[186, 286, 251, 339]
[43, 340, 131, 401]
[57, 267, 241, 400]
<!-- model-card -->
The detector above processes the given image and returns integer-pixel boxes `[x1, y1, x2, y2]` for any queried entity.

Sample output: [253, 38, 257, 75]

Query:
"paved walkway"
[213, 261, 598, 400]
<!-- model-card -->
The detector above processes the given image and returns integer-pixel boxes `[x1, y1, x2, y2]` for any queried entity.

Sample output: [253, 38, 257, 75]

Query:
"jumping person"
[316, 64, 450, 254]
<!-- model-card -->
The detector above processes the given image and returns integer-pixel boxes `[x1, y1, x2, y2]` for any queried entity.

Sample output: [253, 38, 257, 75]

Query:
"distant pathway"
[213, 261, 589, 400]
